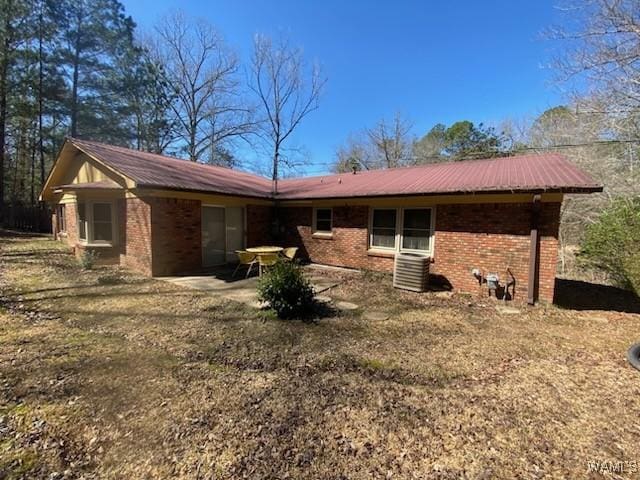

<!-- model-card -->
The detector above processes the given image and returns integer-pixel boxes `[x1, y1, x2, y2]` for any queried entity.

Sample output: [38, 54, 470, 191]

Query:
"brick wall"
[63, 203, 78, 245]
[278, 206, 391, 270]
[149, 197, 202, 276]
[434, 202, 560, 302]
[247, 205, 273, 247]
[278, 201, 561, 303]
[53, 198, 274, 277]
[537, 203, 561, 302]
[51, 196, 560, 302]
[119, 198, 153, 275]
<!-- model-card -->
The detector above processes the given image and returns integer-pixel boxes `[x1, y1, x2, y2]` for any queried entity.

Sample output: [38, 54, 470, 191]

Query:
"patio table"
[246, 246, 284, 254]
[246, 246, 284, 276]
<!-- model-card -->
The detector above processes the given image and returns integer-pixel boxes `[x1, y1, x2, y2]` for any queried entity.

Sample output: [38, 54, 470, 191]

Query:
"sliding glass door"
[201, 206, 245, 267]
[202, 206, 226, 267]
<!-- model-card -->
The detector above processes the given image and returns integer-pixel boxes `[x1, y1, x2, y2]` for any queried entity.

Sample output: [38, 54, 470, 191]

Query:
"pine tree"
[58, 0, 137, 142]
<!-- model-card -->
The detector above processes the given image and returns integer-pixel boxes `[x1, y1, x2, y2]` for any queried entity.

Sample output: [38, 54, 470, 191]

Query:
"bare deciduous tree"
[366, 112, 414, 168]
[249, 34, 325, 193]
[333, 134, 373, 173]
[551, 0, 640, 113]
[152, 11, 254, 162]
[333, 112, 415, 172]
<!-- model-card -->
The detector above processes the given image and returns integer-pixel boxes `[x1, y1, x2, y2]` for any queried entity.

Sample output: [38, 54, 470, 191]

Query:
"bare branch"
[249, 34, 326, 191]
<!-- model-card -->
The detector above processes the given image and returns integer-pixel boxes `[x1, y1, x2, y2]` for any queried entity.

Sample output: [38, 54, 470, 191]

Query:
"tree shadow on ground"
[554, 278, 640, 313]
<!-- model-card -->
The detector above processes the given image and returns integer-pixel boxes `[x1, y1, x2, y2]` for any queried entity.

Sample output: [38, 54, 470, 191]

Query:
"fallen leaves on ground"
[0, 235, 639, 479]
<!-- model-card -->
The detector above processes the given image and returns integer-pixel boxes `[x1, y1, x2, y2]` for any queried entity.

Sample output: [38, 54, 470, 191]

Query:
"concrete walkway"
[160, 265, 342, 308]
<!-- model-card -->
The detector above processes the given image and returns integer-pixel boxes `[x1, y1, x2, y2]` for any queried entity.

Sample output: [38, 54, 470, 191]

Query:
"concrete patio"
[160, 264, 344, 308]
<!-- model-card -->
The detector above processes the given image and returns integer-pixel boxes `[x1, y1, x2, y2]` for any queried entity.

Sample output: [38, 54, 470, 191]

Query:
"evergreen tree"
[58, 0, 137, 142]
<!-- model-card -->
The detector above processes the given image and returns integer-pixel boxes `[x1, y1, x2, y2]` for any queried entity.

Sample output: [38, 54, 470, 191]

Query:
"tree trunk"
[30, 128, 36, 206]
[272, 143, 279, 195]
[38, 0, 45, 186]
[189, 121, 196, 161]
[70, 10, 82, 138]
[0, 2, 11, 222]
[70, 51, 80, 137]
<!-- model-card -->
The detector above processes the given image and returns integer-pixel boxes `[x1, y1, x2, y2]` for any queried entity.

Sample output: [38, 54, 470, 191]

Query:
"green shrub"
[257, 260, 315, 319]
[78, 250, 99, 270]
[580, 197, 640, 294]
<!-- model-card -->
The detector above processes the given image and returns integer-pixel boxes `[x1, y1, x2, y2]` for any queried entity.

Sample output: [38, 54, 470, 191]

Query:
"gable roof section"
[44, 138, 602, 201]
[69, 138, 273, 198]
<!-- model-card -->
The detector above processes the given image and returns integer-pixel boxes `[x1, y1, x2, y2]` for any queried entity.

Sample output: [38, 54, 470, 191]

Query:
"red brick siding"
[278, 206, 393, 271]
[63, 203, 78, 246]
[119, 198, 153, 275]
[434, 203, 539, 301]
[431, 202, 560, 303]
[537, 203, 561, 303]
[149, 197, 202, 276]
[247, 205, 273, 247]
[279, 202, 561, 303]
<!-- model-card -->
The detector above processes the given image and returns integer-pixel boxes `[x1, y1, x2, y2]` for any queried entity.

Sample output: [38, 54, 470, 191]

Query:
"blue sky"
[121, 0, 568, 174]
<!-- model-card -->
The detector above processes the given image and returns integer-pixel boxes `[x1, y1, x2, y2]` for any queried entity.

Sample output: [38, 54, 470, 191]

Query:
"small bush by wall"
[78, 250, 99, 270]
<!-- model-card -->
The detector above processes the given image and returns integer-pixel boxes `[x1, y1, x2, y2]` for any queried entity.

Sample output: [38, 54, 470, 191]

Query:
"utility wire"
[302, 138, 640, 168]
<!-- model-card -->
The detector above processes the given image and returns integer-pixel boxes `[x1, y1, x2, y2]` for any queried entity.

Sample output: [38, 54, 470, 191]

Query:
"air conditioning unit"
[393, 253, 430, 292]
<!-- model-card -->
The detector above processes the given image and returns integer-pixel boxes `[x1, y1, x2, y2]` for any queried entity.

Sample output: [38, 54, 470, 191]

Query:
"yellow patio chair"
[258, 252, 280, 276]
[281, 247, 299, 262]
[233, 250, 258, 278]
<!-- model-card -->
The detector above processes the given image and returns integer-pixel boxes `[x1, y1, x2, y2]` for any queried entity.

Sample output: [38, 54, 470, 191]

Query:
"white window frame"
[369, 208, 399, 251]
[368, 206, 435, 255]
[313, 207, 333, 234]
[76, 199, 118, 246]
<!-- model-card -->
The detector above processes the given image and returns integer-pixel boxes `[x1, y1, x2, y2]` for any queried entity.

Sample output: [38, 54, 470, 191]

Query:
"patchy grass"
[1, 235, 640, 479]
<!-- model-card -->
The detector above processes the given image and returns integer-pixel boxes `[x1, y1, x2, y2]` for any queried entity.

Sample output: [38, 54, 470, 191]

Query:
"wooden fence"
[1, 205, 52, 233]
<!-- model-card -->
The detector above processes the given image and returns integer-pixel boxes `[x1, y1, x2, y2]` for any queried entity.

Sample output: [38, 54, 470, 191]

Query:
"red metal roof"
[276, 154, 603, 199]
[66, 138, 602, 200]
[69, 138, 273, 198]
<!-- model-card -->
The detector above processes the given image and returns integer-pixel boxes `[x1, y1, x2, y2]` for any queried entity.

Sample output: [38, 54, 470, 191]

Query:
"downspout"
[527, 194, 541, 305]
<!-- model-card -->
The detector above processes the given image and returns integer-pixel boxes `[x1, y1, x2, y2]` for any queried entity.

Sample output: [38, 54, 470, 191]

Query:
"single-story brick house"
[40, 138, 602, 303]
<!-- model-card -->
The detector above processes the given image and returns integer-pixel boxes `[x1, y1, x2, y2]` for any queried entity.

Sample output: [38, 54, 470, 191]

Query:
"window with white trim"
[76, 200, 116, 245]
[369, 207, 434, 254]
[314, 208, 332, 233]
[401, 208, 432, 252]
[371, 208, 397, 249]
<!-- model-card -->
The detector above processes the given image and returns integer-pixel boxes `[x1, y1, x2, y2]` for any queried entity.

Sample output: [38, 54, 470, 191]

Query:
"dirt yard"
[1, 233, 639, 479]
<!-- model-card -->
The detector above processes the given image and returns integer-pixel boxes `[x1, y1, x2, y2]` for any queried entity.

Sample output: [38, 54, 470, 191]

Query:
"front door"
[202, 206, 226, 267]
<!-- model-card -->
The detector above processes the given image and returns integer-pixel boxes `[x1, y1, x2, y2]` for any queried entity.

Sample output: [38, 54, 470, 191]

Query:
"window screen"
[401, 208, 431, 251]
[371, 209, 397, 248]
[92, 203, 113, 241]
[315, 208, 332, 232]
